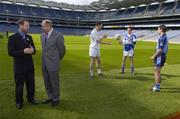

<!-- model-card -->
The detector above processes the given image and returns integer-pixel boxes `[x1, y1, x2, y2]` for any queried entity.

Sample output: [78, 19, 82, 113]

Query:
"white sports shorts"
[89, 47, 100, 57]
[123, 49, 134, 57]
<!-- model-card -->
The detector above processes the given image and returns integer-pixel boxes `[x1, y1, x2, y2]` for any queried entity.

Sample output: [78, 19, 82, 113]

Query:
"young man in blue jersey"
[151, 25, 168, 92]
[120, 27, 137, 74]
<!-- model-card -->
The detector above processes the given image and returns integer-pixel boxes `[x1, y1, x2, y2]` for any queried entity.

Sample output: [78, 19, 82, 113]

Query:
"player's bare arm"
[97, 35, 112, 45]
[151, 49, 163, 60]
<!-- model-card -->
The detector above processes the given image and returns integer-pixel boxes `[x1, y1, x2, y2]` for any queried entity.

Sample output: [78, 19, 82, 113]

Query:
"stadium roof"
[0, 0, 174, 11]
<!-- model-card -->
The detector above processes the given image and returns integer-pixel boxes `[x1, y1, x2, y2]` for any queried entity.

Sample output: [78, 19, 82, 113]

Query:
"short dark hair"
[158, 25, 167, 33]
[127, 26, 133, 31]
[96, 22, 102, 26]
[17, 19, 29, 28]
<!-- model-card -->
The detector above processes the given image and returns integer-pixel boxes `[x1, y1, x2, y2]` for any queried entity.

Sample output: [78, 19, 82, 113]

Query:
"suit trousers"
[14, 70, 35, 103]
[42, 67, 60, 101]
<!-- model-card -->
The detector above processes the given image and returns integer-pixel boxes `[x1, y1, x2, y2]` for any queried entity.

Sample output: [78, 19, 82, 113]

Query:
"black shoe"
[121, 71, 125, 74]
[28, 99, 38, 105]
[51, 100, 59, 107]
[16, 103, 23, 109]
[41, 99, 52, 104]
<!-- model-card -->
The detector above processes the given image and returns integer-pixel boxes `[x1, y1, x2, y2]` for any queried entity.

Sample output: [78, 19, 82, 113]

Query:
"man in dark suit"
[8, 19, 38, 109]
[41, 20, 66, 106]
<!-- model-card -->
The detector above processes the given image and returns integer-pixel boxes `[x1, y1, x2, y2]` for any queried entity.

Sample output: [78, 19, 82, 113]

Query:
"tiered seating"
[43, 8, 56, 18]
[121, 8, 136, 18]
[174, 1, 180, 14]
[31, 6, 44, 17]
[3, 3, 18, 15]
[54, 9, 66, 19]
[132, 6, 146, 17]
[111, 10, 125, 19]
[0, 1, 179, 21]
[18, 5, 33, 16]
[159, 2, 174, 15]
[0, 4, 4, 14]
[144, 4, 159, 16]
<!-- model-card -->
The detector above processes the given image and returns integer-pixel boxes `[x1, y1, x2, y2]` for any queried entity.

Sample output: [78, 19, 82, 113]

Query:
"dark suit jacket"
[8, 32, 36, 73]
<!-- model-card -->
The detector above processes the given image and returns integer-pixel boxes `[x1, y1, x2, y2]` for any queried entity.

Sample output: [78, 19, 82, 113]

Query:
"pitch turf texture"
[0, 35, 180, 119]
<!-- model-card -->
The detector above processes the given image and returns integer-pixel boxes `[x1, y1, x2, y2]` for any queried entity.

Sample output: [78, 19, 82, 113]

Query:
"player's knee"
[155, 68, 161, 75]
[91, 58, 96, 63]
[97, 59, 100, 63]
[123, 57, 127, 62]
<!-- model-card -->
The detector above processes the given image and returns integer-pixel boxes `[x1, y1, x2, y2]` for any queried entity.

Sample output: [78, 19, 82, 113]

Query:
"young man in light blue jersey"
[150, 25, 168, 92]
[120, 27, 137, 74]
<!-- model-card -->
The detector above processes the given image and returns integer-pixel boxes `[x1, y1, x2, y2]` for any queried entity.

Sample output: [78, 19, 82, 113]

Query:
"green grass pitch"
[0, 34, 180, 119]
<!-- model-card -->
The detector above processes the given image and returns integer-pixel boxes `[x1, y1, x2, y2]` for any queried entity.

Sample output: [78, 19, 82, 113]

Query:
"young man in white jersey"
[120, 27, 137, 74]
[89, 22, 111, 78]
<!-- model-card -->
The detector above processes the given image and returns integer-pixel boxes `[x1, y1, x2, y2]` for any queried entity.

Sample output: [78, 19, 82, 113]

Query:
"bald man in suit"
[41, 20, 66, 106]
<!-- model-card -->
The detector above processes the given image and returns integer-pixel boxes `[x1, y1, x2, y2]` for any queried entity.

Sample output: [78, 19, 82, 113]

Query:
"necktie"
[45, 33, 48, 43]
[43, 33, 48, 69]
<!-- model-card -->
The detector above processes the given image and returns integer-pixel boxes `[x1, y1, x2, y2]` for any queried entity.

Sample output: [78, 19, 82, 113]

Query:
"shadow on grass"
[100, 72, 154, 81]
[30, 77, 160, 119]
[137, 73, 180, 79]
[101, 72, 180, 81]
[160, 88, 180, 93]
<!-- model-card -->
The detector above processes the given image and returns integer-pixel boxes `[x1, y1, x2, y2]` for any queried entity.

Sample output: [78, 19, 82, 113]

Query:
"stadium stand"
[0, 1, 179, 20]
[0, 0, 180, 43]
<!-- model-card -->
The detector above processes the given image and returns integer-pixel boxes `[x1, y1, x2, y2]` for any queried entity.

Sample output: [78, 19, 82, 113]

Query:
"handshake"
[24, 46, 34, 54]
